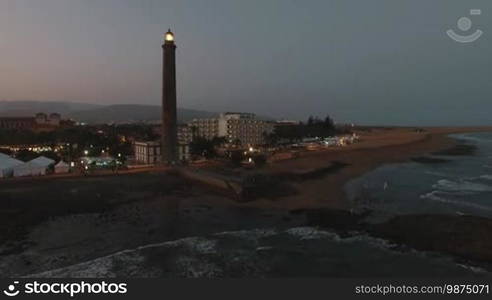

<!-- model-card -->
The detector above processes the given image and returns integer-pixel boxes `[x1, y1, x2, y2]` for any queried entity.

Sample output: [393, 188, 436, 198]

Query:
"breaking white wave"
[26, 226, 489, 278]
[26, 227, 403, 278]
[338, 234, 398, 250]
[420, 191, 446, 202]
[421, 191, 492, 212]
[457, 264, 487, 274]
[451, 134, 492, 144]
[215, 228, 277, 239]
[138, 237, 217, 255]
[424, 171, 456, 179]
[286, 227, 339, 240]
[28, 236, 219, 278]
[285, 227, 401, 252]
[479, 175, 492, 181]
[433, 179, 492, 193]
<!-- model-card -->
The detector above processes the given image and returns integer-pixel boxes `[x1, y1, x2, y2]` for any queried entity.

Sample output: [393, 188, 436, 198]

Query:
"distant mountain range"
[0, 101, 218, 124]
[67, 104, 219, 124]
[0, 101, 101, 116]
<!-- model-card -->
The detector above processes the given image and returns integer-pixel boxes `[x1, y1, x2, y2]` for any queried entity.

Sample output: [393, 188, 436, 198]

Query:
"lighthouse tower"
[161, 29, 178, 164]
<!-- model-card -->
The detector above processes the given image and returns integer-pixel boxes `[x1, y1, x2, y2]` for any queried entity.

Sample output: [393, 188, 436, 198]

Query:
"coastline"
[258, 127, 492, 210]
[2, 127, 492, 276]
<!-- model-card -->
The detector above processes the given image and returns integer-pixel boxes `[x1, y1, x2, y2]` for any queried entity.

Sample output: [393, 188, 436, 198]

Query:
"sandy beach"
[256, 126, 492, 210]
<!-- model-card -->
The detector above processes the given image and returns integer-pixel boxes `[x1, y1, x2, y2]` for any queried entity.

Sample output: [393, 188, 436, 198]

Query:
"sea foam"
[421, 191, 492, 212]
[433, 179, 492, 193]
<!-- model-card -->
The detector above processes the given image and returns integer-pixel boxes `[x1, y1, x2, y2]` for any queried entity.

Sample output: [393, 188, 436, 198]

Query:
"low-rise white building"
[134, 141, 161, 165]
[134, 141, 190, 165]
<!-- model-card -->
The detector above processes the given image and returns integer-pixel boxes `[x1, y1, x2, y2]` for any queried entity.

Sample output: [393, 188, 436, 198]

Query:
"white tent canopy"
[30, 156, 55, 168]
[0, 153, 24, 178]
[13, 161, 45, 177]
[55, 161, 70, 174]
[13, 156, 55, 177]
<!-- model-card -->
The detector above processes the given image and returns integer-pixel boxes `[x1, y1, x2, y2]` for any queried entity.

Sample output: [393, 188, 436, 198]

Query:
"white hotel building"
[190, 112, 274, 146]
[134, 112, 273, 164]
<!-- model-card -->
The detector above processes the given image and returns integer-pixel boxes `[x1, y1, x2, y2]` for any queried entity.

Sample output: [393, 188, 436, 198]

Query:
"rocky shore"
[303, 209, 492, 269]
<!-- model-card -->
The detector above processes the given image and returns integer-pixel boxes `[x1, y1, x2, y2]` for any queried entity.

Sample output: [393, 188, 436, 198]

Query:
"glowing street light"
[84, 150, 89, 155]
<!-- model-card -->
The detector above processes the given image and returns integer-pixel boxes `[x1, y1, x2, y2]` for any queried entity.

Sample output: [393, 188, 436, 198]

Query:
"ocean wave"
[215, 228, 277, 239]
[26, 226, 489, 278]
[285, 227, 338, 240]
[466, 174, 492, 182]
[338, 234, 398, 250]
[479, 175, 492, 181]
[457, 264, 487, 274]
[27, 236, 222, 278]
[420, 191, 492, 212]
[424, 171, 456, 178]
[27, 227, 403, 278]
[452, 134, 492, 144]
[420, 191, 446, 202]
[433, 179, 492, 193]
[424, 172, 492, 183]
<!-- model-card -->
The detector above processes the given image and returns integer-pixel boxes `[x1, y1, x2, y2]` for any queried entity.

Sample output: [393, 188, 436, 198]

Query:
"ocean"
[345, 132, 492, 221]
[28, 227, 486, 277]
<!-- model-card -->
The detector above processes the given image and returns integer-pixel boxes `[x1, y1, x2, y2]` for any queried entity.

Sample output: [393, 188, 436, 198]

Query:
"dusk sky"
[1, 0, 491, 125]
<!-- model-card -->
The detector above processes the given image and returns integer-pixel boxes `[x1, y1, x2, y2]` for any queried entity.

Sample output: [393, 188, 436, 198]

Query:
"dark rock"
[304, 209, 368, 232]
[277, 161, 349, 182]
[370, 214, 492, 262]
[240, 173, 297, 202]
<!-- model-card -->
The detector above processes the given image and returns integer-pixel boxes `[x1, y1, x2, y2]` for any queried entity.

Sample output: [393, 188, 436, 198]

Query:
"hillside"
[0, 101, 101, 117]
[67, 105, 218, 124]
[0, 101, 218, 124]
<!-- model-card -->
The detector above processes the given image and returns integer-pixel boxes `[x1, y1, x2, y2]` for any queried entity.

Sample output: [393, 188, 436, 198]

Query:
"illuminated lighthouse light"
[165, 30, 174, 42]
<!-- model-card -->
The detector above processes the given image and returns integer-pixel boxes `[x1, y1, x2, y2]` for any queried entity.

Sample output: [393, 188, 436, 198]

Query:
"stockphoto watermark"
[447, 9, 483, 43]
[2, 280, 127, 298]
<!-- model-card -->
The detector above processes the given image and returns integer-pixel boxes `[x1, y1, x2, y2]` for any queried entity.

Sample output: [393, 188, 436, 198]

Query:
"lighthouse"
[161, 29, 178, 164]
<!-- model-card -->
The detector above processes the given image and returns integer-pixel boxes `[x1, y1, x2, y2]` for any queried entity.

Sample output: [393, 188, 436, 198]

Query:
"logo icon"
[3, 282, 20, 297]
[447, 9, 483, 43]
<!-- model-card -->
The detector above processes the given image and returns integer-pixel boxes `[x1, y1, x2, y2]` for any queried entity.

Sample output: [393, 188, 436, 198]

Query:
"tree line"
[265, 115, 340, 144]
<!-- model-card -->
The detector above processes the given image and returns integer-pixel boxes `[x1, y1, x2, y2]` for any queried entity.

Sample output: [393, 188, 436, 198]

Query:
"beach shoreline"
[257, 126, 492, 211]
[2, 127, 492, 276]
